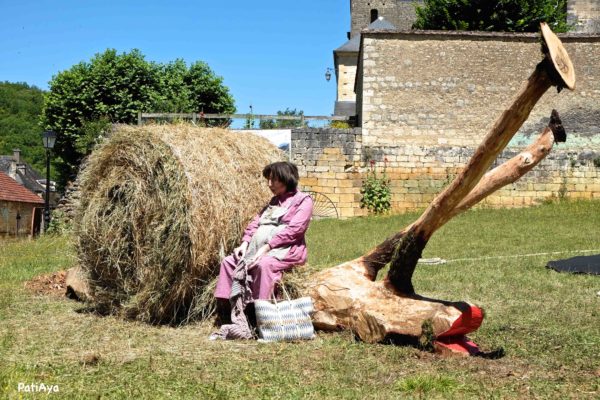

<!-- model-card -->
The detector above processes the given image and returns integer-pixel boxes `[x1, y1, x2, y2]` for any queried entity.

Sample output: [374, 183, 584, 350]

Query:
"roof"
[335, 17, 397, 54]
[335, 34, 361, 53]
[365, 16, 397, 31]
[0, 171, 44, 204]
[0, 156, 45, 193]
[334, 101, 357, 117]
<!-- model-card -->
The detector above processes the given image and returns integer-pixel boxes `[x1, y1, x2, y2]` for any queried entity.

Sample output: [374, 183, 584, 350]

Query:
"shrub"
[360, 159, 391, 214]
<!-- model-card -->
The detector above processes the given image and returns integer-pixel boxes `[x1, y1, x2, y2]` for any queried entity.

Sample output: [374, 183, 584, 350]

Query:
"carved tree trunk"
[306, 24, 575, 353]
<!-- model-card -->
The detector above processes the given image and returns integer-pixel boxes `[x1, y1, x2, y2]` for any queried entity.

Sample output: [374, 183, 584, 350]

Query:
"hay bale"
[75, 124, 283, 324]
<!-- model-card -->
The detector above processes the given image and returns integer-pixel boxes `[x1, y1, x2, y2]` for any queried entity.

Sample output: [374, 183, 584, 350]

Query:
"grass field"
[1, 200, 599, 399]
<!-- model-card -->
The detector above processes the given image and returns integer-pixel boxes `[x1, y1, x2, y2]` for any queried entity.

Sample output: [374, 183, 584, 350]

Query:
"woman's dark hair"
[262, 161, 299, 191]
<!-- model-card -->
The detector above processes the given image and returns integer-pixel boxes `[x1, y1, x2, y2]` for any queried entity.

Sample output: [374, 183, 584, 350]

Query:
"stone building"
[568, 0, 600, 33]
[0, 171, 44, 236]
[349, 0, 421, 38]
[335, 1, 423, 117]
[0, 148, 58, 206]
[333, 0, 600, 118]
[334, 17, 397, 116]
[295, 1, 600, 218]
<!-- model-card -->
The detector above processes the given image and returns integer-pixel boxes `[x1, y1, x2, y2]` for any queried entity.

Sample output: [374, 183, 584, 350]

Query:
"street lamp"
[325, 67, 333, 82]
[42, 130, 56, 233]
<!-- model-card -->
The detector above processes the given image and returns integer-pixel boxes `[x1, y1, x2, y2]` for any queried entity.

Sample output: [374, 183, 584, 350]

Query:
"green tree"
[413, 0, 570, 32]
[42, 49, 236, 187]
[0, 82, 51, 176]
[259, 108, 305, 129]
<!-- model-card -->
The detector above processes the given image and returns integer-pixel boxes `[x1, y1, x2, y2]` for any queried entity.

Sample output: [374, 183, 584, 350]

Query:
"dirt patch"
[25, 270, 67, 298]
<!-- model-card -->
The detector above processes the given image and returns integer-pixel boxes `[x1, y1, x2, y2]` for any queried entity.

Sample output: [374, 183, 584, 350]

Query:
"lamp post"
[42, 130, 56, 233]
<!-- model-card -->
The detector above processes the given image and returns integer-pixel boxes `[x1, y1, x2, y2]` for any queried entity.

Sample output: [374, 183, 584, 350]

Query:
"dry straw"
[75, 124, 283, 324]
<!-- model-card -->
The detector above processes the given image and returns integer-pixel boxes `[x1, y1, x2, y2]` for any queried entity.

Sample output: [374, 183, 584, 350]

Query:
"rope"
[424, 248, 600, 265]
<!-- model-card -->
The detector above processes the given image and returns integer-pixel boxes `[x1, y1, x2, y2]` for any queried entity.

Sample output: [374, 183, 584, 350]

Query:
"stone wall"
[363, 145, 600, 211]
[568, 0, 600, 33]
[336, 54, 358, 102]
[294, 32, 600, 217]
[393, 0, 421, 31]
[351, 0, 422, 38]
[293, 128, 600, 217]
[291, 128, 367, 218]
[0, 200, 38, 236]
[357, 31, 600, 148]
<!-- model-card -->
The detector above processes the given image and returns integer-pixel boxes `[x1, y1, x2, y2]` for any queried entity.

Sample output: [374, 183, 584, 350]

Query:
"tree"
[259, 108, 304, 129]
[0, 82, 50, 176]
[413, 0, 570, 32]
[42, 49, 236, 187]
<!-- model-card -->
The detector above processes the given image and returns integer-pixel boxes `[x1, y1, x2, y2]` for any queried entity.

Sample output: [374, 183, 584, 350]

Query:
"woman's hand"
[233, 241, 249, 261]
[247, 244, 271, 270]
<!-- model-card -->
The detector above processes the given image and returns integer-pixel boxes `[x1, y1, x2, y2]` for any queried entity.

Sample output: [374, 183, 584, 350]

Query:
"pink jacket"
[242, 190, 313, 265]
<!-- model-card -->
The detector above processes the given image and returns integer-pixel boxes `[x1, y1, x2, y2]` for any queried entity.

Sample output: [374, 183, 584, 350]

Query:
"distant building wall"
[358, 31, 600, 148]
[292, 128, 366, 218]
[0, 200, 38, 236]
[292, 128, 600, 217]
[393, 0, 421, 31]
[568, 0, 600, 33]
[336, 54, 358, 102]
[351, 0, 422, 38]
[293, 32, 600, 217]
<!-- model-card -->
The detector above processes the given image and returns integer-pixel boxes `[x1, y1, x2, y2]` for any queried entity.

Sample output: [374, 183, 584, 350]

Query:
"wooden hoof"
[432, 304, 484, 356]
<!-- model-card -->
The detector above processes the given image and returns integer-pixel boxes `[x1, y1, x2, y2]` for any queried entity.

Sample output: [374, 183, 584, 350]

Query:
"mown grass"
[1, 200, 599, 399]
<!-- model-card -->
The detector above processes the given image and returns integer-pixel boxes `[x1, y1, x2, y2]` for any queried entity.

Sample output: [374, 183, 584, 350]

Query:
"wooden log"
[386, 23, 576, 295]
[307, 113, 563, 348]
[309, 262, 481, 346]
[450, 110, 565, 217]
[306, 24, 576, 353]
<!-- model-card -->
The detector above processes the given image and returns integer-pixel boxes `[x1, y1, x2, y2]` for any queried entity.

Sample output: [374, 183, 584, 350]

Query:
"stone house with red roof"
[0, 171, 44, 237]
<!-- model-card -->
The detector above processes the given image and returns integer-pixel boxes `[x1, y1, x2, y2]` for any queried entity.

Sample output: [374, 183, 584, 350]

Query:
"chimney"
[8, 149, 20, 180]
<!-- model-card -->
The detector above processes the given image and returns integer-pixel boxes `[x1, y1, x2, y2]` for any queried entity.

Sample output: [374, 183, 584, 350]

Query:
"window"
[370, 9, 378, 23]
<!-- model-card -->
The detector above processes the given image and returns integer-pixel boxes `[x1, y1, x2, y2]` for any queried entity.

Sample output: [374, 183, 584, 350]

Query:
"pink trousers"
[214, 254, 297, 300]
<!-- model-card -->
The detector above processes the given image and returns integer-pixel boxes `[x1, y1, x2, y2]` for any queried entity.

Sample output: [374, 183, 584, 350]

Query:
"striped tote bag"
[254, 287, 315, 342]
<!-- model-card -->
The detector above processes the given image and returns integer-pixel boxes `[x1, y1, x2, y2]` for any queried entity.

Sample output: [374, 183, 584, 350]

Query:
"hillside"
[0, 81, 47, 175]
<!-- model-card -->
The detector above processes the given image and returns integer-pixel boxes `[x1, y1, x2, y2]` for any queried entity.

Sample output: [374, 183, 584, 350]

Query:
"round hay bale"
[75, 124, 283, 324]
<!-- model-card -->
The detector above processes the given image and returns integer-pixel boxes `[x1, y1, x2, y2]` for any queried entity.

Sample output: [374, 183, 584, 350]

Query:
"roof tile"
[0, 171, 45, 204]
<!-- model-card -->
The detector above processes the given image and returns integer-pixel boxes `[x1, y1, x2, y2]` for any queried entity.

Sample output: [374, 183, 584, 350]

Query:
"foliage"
[45, 210, 71, 235]
[259, 108, 304, 129]
[360, 159, 391, 214]
[328, 120, 353, 129]
[413, 0, 570, 32]
[74, 117, 112, 155]
[42, 49, 236, 187]
[244, 113, 256, 129]
[0, 82, 52, 177]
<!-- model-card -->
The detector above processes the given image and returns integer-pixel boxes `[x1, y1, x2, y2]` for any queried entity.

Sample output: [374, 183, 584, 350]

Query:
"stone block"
[339, 207, 355, 218]
[301, 177, 318, 187]
[323, 147, 342, 155]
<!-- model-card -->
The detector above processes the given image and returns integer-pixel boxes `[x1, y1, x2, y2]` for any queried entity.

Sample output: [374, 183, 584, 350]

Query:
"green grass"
[1, 200, 600, 399]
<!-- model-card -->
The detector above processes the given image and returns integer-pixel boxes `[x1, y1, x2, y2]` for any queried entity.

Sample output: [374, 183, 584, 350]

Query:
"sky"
[0, 0, 350, 118]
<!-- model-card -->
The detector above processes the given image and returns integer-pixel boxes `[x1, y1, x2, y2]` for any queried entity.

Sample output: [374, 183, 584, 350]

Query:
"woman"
[214, 161, 313, 322]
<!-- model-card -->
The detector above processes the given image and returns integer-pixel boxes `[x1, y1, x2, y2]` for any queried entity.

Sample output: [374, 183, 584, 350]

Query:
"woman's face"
[268, 176, 287, 196]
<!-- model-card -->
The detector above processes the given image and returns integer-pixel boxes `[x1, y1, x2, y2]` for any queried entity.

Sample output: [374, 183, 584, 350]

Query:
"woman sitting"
[214, 161, 314, 328]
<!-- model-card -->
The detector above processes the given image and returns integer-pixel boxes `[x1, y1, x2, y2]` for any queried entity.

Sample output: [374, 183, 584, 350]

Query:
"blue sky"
[0, 0, 350, 117]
